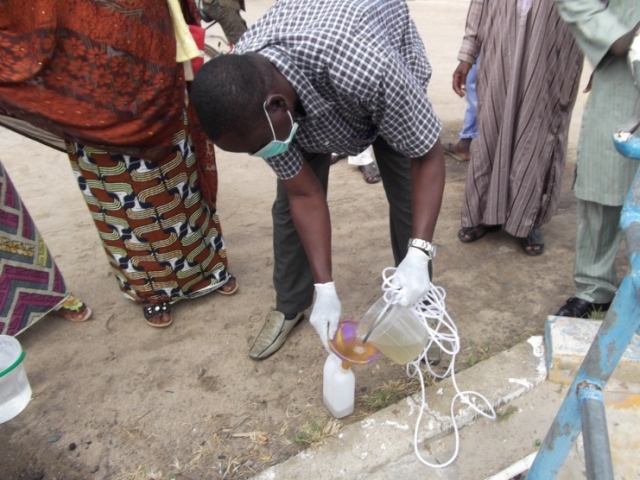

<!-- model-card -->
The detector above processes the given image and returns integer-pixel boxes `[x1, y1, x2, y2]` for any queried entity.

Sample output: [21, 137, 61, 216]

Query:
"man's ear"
[265, 94, 289, 114]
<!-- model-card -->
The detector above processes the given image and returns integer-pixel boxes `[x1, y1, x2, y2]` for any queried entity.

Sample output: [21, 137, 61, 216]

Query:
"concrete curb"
[252, 337, 547, 479]
[545, 315, 640, 394]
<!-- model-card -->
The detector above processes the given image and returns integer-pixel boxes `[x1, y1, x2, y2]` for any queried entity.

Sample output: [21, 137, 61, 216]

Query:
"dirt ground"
[0, 1, 630, 479]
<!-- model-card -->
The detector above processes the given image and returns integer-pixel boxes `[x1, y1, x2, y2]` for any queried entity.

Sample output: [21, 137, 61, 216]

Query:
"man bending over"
[192, 0, 445, 360]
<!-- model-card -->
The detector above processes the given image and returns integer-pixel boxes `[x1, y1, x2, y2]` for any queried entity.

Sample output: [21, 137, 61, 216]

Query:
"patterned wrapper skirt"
[0, 162, 71, 336]
[67, 111, 229, 306]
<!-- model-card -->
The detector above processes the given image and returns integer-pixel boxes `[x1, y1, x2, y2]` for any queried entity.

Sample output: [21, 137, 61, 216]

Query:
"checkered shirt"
[233, 0, 442, 180]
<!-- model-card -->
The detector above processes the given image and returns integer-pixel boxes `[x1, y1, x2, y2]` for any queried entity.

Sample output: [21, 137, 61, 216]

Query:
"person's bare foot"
[443, 139, 472, 161]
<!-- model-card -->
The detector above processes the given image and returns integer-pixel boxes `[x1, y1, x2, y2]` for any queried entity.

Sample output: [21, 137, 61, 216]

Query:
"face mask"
[250, 102, 298, 158]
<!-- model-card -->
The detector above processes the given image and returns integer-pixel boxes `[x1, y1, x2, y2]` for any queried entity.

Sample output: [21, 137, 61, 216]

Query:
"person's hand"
[609, 22, 640, 57]
[391, 247, 431, 307]
[309, 282, 341, 352]
[452, 61, 473, 97]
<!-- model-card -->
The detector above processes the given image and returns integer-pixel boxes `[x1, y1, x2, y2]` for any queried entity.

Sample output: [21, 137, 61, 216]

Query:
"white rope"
[379, 267, 497, 468]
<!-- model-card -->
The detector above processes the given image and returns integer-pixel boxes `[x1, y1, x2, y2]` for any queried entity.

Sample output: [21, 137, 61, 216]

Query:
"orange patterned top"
[0, 0, 200, 160]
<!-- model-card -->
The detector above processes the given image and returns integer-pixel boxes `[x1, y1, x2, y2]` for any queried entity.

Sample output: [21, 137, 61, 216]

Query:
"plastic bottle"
[322, 353, 355, 418]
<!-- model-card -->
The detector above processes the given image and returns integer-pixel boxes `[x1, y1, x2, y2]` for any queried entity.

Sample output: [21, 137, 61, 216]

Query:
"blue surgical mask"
[250, 102, 298, 158]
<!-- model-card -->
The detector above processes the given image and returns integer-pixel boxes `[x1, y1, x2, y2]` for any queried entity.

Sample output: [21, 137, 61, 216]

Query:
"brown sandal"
[217, 275, 238, 296]
[56, 293, 92, 322]
[358, 162, 381, 184]
[458, 224, 501, 243]
[521, 227, 545, 256]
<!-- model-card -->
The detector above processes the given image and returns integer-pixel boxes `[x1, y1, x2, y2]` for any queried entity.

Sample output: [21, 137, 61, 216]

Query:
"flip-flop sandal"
[217, 275, 238, 296]
[143, 302, 172, 328]
[56, 293, 93, 322]
[521, 227, 545, 256]
[330, 153, 348, 165]
[358, 162, 382, 184]
[458, 224, 501, 243]
[59, 305, 92, 322]
[443, 142, 470, 162]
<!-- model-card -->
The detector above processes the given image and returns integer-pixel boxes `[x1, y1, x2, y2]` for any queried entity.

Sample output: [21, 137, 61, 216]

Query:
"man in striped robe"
[452, 0, 584, 255]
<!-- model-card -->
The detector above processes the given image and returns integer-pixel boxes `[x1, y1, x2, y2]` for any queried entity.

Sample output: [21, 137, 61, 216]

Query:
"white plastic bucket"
[0, 335, 32, 423]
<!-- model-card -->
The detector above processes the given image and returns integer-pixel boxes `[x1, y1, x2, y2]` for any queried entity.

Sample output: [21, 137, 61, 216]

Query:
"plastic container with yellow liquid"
[357, 294, 429, 365]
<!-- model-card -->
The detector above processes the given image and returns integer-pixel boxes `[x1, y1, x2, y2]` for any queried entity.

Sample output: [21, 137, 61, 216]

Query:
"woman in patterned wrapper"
[0, 0, 237, 328]
[0, 162, 92, 336]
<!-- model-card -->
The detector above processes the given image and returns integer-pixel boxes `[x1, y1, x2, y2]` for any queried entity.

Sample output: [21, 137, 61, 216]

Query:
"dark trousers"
[273, 137, 414, 315]
[203, 2, 247, 45]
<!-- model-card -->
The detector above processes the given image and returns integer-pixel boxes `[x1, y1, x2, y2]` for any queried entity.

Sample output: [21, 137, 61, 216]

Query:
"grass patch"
[496, 405, 519, 423]
[361, 376, 426, 412]
[466, 344, 492, 367]
[588, 309, 606, 320]
[291, 418, 342, 449]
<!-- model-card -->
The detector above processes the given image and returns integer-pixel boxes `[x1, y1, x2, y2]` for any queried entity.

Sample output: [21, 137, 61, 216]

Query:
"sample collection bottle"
[322, 353, 355, 418]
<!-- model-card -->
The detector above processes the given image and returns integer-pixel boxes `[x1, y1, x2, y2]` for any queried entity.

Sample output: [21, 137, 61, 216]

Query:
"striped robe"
[458, 0, 584, 237]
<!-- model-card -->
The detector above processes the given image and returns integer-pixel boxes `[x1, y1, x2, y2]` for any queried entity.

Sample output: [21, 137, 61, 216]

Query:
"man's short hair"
[191, 54, 272, 141]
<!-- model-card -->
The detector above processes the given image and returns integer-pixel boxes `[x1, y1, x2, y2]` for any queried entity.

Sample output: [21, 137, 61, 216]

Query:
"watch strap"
[408, 238, 436, 259]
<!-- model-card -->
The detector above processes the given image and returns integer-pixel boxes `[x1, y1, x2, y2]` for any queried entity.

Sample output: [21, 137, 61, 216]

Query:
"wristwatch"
[408, 238, 436, 260]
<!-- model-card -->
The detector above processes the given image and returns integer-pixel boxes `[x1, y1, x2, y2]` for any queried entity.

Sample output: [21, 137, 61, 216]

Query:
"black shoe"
[555, 297, 612, 319]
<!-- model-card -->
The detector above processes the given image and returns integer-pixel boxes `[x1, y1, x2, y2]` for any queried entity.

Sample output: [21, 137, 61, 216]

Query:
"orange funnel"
[329, 320, 380, 368]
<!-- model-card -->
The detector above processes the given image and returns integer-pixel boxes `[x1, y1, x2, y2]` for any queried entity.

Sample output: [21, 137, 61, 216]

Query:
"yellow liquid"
[331, 330, 380, 364]
[372, 332, 429, 365]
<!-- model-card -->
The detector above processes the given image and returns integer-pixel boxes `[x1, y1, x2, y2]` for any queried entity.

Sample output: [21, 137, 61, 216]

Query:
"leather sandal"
[458, 224, 501, 243]
[358, 162, 381, 184]
[143, 302, 172, 328]
[522, 227, 545, 256]
[56, 293, 92, 322]
[216, 275, 238, 296]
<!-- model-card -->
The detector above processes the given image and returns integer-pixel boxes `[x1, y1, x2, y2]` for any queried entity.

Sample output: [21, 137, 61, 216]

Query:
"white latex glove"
[309, 282, 341, 352]
[391, 247, 431, 307]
